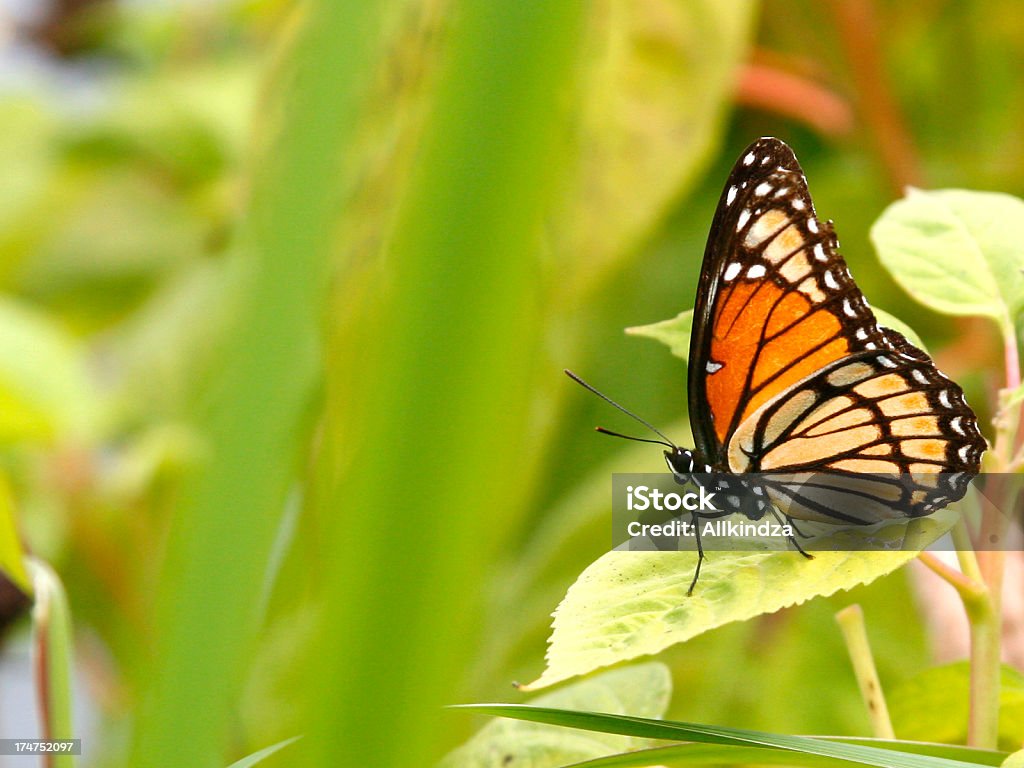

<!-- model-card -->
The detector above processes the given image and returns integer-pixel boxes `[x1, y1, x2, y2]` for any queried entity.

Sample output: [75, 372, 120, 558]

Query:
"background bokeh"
[0, 1, 1020, 766]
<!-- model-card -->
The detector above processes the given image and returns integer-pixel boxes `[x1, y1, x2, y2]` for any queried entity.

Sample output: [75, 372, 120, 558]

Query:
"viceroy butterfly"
[569, 137, 987, 593]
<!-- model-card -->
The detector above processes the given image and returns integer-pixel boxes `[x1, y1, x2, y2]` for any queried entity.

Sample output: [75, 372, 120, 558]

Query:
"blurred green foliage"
[0, 1, 1021, 766]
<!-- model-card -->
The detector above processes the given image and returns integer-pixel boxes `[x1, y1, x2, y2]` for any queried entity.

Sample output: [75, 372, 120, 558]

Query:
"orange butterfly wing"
[688, 138, 985, 497]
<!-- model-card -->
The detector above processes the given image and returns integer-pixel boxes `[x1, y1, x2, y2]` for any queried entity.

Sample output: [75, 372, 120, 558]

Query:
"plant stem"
[963, 319, 1020, 748]
[835, 605, 895, 739]
[28, 558, 76, 768]
[917, 552, 984, 603]
[966, 590, 1000, 749]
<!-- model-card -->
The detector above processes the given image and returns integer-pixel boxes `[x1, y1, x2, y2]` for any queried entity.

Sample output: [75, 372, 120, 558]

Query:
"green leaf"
[440, 663, 671, 768]
[626, 309, 693, 363]
[453, 705, 1001, 768]
[0, 297, 95, 442]
[626, 307, 927, 364]
[521, 510, 956, 690]
[0, 473, 30, 595]
[872, 307, 928, 353]
[225, 736, 301, 768]
[889, 662, 1024, 751]
[870, 188, 1024, 332]
[559, 1, 757, 298]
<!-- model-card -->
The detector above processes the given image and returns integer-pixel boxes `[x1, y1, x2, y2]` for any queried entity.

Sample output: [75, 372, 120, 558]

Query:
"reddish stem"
[735, 62, 854, 138]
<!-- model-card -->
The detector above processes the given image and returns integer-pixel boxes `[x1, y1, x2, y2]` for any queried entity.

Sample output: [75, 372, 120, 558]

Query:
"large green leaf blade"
[440, 663, 670, 768]
[870, 188, 1024, 328]
[522, 511, 955, 690]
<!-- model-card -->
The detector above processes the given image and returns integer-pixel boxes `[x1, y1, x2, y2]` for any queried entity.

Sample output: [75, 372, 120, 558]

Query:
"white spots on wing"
[743, 152, 756, 166]
[755, 182, 772, 196]
[842, 298, 857, 318]
[823, 270, 839, 289]
[792, 199, 806, 211]
[760, 155, 771, 166]
[723, 262, 742, 281]
[726, 186, 737, 205]
[736, 210, 751, 231]
[855, 327, 869, 340]
[951, 416, 965, 436]
[807, 219, 819, 234]
[774, 187, 790, 198]
[706, 361, 723, 374]
[939, 390, 952, 408]
[747, 264, 767, 278]
[958, 445, 971, 462]
[878, 356, 897, 368]
[813, 243, 827, 262]
[912, 369, 930, 386]
[864, 342, 878, 349]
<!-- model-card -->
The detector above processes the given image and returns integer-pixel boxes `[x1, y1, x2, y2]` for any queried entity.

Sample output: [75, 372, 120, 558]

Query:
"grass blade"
[128, 3, 389, 765]
[309, 2, 588, 766]
[225, 736, 301, 768]
[453, 705, 1002, 768]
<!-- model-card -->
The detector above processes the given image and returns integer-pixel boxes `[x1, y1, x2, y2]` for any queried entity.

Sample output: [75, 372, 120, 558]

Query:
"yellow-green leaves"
[0, 298, 94, 443]
[871, 189, 1024, 337]
[441, 663, 671, 768]
[889, 662, 1024, 752]
[559, 0, 758, 297]
[522, 511, 956, 690]
[0, 474, 29, 595]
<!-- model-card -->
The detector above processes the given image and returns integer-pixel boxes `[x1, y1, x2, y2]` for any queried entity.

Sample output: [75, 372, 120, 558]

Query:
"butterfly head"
[564, 369, 716, 478]
[663, 446, 713, 481]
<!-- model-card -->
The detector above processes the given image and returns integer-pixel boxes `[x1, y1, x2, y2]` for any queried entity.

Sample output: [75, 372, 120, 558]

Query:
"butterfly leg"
[770, 507, 813, 560]
[687, 509, 705, 596]
[785, 515, 814, 540]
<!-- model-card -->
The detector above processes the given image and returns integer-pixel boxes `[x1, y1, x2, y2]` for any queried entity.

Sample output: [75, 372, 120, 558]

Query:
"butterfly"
[569, 137, 987, 593]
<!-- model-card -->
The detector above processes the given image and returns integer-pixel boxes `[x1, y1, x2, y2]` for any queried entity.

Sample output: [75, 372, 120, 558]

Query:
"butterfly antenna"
[564, 369, 677, 448]
[595, 426, 674, 449]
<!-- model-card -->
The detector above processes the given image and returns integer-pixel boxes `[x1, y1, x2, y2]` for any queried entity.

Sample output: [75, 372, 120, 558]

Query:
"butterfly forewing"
[689, 138, 891, 465]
